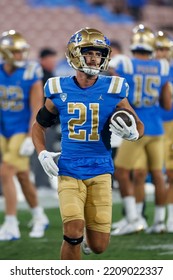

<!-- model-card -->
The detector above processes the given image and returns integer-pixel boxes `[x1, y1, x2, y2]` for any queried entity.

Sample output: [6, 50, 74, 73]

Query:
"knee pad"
[63, 235, 83, 245]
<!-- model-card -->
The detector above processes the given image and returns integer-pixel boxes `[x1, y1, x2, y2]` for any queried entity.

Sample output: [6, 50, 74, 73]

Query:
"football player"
[32, 27, 144, 260]
[155, 31, 173, 232]
[109, 24, 172, 235]
[0, 30, 49, 241]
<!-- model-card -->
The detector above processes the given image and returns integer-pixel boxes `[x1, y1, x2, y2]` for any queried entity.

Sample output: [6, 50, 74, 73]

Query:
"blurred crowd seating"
[0, 0, 172, 61]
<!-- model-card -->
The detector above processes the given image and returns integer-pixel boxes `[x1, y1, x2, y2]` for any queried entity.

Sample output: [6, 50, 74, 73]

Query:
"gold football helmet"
[0, 30, 30, 67]
[155, 31, 172, 49]
[130, 24, 155, 52]
[66, 27, 111, 75]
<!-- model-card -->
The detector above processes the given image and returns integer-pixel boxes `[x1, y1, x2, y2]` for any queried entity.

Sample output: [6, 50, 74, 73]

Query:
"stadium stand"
[0, 0, 172, 61]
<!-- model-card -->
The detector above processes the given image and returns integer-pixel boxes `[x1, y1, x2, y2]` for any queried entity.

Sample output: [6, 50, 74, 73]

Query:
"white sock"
[5, 215, 18, 225]
[31, 206, 43, 217]
[154, 206, 166, 224]
[136, 202, 144, 217]
[167, 204, 173, 223]
[123, 196, 138, 223]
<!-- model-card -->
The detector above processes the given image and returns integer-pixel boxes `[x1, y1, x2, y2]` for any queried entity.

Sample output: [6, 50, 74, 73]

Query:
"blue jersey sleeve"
[23, 61, 43, 84]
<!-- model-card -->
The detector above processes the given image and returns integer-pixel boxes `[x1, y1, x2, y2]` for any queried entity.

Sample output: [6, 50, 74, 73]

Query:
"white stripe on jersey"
[160, 59, 170, 76]
[23, 62, 38, 80]
[109, 54, 133, 74]
[121, 56, 133, 74]
[109, 54, 125, 68]
[48, 77, 62, 94]
[108, 76, 124, 94]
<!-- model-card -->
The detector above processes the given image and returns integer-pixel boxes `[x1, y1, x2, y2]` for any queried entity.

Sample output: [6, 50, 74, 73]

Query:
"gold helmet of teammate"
[130, 24, 155, 52]
[155, 31, 173, 60]
[66, 27, 111, 75]
[155, 31, 172, 49]
[0, 29, 30, 67]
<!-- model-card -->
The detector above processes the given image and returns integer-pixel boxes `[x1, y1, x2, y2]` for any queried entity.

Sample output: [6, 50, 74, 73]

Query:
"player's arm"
[32, 98, 59, 154]
[28, 80, 44, 136]
[32, 98, 60, 178]
[159, 81, 172, 111]
[19, 80, 44, 156]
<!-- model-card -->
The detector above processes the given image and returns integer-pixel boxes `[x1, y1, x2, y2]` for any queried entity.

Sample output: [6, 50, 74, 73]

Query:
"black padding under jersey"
[36, 106, 59, 128]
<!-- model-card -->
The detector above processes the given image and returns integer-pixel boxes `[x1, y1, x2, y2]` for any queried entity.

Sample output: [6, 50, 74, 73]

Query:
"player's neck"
[133, 54, 151, 60]
[75, 71, 98, 88]
[3, 63, 17, 74]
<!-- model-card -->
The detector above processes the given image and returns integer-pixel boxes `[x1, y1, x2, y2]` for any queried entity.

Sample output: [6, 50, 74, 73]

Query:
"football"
[110, 108, 136, 128]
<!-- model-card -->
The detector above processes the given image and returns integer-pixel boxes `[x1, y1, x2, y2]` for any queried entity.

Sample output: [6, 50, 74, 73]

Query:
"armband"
[36, 106, 59, 128]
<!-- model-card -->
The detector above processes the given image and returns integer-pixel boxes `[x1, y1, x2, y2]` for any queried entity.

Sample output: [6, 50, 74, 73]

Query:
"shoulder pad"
[108, 76, 125, 94]
[23, 61, 42, 80]
[109, 54, 133, 74]
[47, 77, 62, 94]
[159, 59, 170, 76]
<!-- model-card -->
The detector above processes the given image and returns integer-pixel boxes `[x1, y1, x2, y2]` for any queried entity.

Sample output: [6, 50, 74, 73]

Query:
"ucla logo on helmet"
[0, 36, 13, 46]
[75, 33, 82, 43]
[94, 39, 105, 45]
[68, 33, 82, 45]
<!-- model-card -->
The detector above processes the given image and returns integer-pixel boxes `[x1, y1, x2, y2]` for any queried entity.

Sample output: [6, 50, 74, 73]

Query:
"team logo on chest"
[60, 93, 67, 102]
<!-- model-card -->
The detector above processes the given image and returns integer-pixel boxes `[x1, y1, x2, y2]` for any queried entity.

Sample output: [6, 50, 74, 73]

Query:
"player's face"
[155, 47, 170, 59]
[12, 50, 25, 61]
[83, 50, 102, 69]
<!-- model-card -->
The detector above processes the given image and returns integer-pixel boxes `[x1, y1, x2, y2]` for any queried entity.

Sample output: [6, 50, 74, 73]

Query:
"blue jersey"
[0, 61, 43, 137]
[160, 63, 173, 122]
[110, 55, 170, 136]
[44, 75, 128, 179]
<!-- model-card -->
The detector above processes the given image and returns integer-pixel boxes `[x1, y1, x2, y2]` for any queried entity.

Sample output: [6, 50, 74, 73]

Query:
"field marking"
[137, 244, 173, 250]
[137, 244, 173, 256]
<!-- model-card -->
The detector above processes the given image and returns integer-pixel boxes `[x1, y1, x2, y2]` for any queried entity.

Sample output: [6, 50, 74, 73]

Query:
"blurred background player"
[133, 30, 173, 233]
[32, 27, 144, 260]
[109, 24, 172, 235]
[0, 30, 49, 241]
[154, 31, 173, 232]
[39, 48, 57, 87]
[30, 47, 60, 190]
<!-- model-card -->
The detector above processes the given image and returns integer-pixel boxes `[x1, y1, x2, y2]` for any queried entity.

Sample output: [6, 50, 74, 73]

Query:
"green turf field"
[0, 202, 173, 260]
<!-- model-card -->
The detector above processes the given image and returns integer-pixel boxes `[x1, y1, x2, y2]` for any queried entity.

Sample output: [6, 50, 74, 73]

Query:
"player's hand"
[109, 114, 139, 141]
[38, 150, 61, 178]
[19, 136, 35, 156]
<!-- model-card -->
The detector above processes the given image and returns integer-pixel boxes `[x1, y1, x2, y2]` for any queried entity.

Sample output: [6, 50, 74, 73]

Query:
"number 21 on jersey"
[68, 102, 100, 141]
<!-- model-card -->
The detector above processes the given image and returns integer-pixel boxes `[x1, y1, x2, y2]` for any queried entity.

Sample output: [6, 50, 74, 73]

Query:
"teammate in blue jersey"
[32, 27, 144, 260]
[155, 31, 173, 232]
[0, 30, 49, 241]
[109, 24, 172, 235]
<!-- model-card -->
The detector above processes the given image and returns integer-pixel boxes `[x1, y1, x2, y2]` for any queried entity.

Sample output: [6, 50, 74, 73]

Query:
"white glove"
[38, 150, 61, 178]
[109, 113, 139, 141]
[19, 137, 35, 156]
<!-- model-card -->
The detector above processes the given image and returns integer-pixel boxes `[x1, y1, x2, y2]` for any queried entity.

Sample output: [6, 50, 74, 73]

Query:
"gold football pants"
[58, 174, 112, 233]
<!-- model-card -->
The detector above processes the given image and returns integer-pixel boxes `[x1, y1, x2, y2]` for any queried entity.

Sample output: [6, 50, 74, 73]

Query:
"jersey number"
[133, 75, 160, 106]
[68, 102, 100, 141]
[0, 85, 24, 111]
